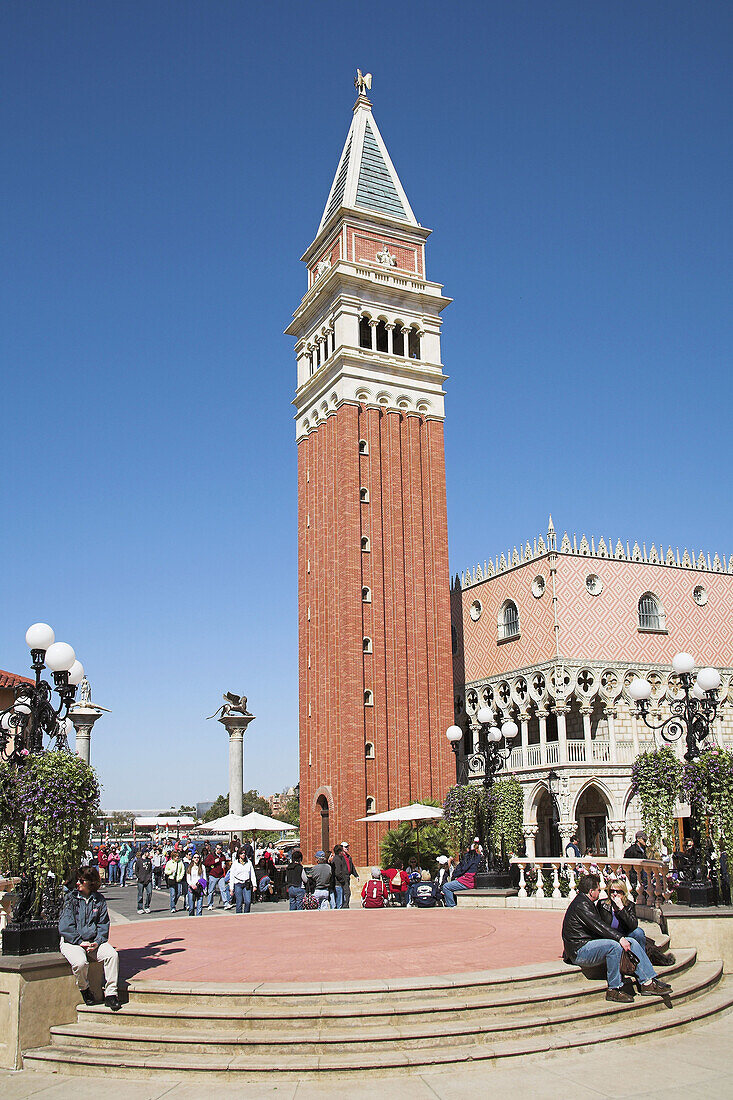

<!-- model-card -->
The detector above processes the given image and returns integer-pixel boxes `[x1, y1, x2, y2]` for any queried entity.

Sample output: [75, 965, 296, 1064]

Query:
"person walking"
[229, 846, 258, 913]
[186, 853, 206, 916]
[285, 849, 307, 910]
[134, 849, 153, 913]
[204, 844, 233, 909]
[342, 842, 359, 908]
[164, 850, 186, 912]
[331, 844, 349, 909]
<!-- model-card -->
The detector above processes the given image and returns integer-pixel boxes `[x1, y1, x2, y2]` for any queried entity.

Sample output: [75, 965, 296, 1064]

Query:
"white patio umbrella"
[202, 811, 296, 848]
[357, 802, 444, 863]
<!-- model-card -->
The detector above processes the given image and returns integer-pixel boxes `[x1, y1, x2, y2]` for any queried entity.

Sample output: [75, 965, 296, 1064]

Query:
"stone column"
[555, 705, 569, 764]
[520, 712, 529, 766]
[607, 709, 618, 764]
[385, 322, 395, 355]
[68, 706, 104, 766]
[538, 710, 548, 763]
[558, 821, 577, 854]
[608, 820, 627, 859]
[522, 824, 539, 860]
[581, 706, 593, 763]
[219, 712, 256, 825]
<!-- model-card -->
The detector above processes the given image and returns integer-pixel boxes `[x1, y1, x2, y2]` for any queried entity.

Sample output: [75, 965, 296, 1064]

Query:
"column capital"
[522, 824, 539, 838]
[607, 820, 626, 837]
[219, 712, 256, 740]
[557, 822, 577, 841]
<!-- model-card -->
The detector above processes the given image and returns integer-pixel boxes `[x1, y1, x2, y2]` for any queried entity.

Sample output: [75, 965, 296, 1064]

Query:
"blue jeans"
[574, 929, 656, 989]
[442, 881, 469, 907]
[137, 881, 152, 910]
[234, 883, 252, 913]
[331, 885, 343, 909]
[187, 887, 203, 915]
[288, 886, 305, 910]
[207, 877, 230, 907]
[120, 862, 130, 886]
[168, 882, 183, 910]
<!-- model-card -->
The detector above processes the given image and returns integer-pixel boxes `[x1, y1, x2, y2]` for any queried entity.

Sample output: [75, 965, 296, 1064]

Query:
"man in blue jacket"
[58, 866, 121, 1010]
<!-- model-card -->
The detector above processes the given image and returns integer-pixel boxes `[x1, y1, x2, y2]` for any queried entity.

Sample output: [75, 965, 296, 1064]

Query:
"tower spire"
[317, 76, 417, 236]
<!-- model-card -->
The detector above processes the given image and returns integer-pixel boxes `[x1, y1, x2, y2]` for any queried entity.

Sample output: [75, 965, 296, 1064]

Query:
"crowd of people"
[84, 836, 488, 913]
[87, 839, 294, 915]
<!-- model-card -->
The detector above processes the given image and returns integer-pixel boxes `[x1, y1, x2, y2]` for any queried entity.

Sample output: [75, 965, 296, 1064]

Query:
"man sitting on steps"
[58, 866, 121, 1011]
[561, 873, 672, 1003]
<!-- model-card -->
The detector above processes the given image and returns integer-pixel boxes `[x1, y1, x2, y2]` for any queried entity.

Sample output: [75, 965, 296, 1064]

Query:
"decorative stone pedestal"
[219, 711, 256, 830]
[68, 704, 104, 765]
[0, 953, 82, 1069]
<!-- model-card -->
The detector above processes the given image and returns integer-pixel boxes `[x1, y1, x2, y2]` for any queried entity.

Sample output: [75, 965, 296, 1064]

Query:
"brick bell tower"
[286, 76, 454, 866]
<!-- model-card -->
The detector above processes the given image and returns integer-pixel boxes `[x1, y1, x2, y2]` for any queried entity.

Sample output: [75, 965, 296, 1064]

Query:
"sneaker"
[606, 987, 634, 1003]
[104, 994, 122, 1012]
[207, 905, 213, 910]
[80, 988, 97, 1006]
[137, 909, 144, 914]
[144, 908, 151, 913]
[639, 979, 673, 996]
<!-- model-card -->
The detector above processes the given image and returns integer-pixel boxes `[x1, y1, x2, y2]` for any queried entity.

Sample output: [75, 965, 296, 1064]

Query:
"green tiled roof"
[355, 121, 408, 221]
[323, 135, 352, 224]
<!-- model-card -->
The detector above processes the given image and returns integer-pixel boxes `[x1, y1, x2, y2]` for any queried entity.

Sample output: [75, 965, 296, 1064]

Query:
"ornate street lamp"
[0, 624, 86, 952]
[628, 652, 723, 906]
[446, 709, 520, 887]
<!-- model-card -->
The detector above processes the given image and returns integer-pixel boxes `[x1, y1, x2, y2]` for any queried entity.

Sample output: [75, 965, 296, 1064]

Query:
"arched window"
[359, 439, 369, 455]
[365, 742, 375, 759]
[363, 636, 372, 653]
[360, 487, 369, 503]
[498, 600, 520, 641]
[392, 325, 405, 357]
[361, 536, 370, 552]
[375, 320, 388, 353]
[359, 316, 372, 349]
[366, 796, 376, 814]
[638, 592, 665, 631]
[364, 689, 373, 706]
[408, 326, 421, 359]
[362, 586, 371, 603]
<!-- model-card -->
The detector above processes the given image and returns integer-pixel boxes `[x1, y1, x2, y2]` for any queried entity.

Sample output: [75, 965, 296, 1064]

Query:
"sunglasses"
[609, 889, 624, 895]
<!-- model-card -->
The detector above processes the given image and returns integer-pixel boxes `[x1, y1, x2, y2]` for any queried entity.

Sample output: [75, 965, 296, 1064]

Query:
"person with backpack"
[408, 869, 441, 907]
[285, 850, 308, 910]
[361, 867, 388, 908]
[382, 860, 410, 906]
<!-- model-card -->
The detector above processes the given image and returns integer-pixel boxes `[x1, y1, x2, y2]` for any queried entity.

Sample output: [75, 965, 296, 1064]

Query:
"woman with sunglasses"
[596, 879, 647, 953]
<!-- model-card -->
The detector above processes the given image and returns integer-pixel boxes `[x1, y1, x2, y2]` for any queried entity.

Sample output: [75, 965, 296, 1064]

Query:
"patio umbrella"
[202, 811, 296, 849]
[356, 803, 443, 864]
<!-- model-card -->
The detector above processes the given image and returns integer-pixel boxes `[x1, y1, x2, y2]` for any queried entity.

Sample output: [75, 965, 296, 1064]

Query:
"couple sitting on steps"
[562, 873, 674, 1002]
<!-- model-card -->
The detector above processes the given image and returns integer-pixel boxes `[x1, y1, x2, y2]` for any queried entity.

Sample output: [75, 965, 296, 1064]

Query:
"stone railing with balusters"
[509, 856, 670, 921]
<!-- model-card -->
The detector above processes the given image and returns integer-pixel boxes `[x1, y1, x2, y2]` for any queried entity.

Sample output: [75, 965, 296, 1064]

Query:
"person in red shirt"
[382, 860, 410, 906]
[361, 868, 388, 908]
[204, 844, 233, 910]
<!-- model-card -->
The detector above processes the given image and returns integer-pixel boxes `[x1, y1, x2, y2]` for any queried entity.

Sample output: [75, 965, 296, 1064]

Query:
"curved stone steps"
[71, 949, 695, 1033]
[22, 976, 733, 1079]
[44, 959, 722, 1057]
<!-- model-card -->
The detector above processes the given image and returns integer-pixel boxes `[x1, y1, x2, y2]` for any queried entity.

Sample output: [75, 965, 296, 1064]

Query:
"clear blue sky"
[2, 3, 731, 811]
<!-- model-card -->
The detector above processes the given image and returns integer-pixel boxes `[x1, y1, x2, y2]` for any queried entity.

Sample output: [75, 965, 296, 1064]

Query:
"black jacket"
[596, 898, 638, 934]
[332, 852, 349, 886]
[561, 892, 623, 963]
[624, 841, 647, 861]
[285, 862, 306, 888]
[134, 857, 153, 884]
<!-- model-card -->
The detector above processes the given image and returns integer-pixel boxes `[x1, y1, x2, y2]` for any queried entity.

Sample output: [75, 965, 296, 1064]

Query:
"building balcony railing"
[466, 736, 658, 776]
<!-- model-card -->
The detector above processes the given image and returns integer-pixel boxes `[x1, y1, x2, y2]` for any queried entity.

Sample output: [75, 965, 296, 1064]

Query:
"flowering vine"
[630, 748, 683, 853]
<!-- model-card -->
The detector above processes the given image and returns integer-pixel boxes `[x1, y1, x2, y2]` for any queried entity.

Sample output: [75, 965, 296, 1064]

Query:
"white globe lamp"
[502, 720, 519, 740]
[446, 725, 463, 745]
[672, 652, 696, 675]
[628, 678, 652, 701]
[44, 642, 76, 673]
[67, 660, 85, 686]
[696, 667, 722, 692]
[488, 726, 502, 742]
[25, 623, 55, 651]
[476, 706, 493, 726]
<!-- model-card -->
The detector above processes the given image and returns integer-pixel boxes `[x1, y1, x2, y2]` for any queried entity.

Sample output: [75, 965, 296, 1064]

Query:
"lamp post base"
[475, 871, 512, 890]
[676, 881, 717, 908]
[1, 922, 60, 956]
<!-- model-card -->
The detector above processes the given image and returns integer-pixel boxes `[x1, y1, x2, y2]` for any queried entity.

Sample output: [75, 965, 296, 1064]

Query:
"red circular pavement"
[112, 908, 564, 984]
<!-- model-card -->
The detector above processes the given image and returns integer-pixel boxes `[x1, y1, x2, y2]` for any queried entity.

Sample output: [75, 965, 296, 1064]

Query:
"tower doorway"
[316, 795, 330, 853]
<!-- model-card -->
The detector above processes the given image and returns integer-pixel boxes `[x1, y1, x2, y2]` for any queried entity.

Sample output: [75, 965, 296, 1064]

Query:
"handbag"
[620, 949, 637, 976]
[303, 893, 319, 910]
[391, 872, 403, 888]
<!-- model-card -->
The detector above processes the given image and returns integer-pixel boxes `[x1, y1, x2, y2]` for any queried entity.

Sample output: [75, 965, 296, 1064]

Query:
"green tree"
[379, 801, 449, 873]
[202, 794, 229, 822]
[283, 792, 300, 828]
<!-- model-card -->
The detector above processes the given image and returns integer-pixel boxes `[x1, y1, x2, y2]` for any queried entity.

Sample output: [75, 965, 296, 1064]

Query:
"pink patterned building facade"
[451, 520, 733, 858]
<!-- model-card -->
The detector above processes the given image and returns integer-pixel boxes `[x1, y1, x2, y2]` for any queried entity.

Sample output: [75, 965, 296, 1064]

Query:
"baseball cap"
[436, 855, 448, 864]
[315, 849, 326, 858]
[636, 831, 648, 840]
[342, 842, 349, 848]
